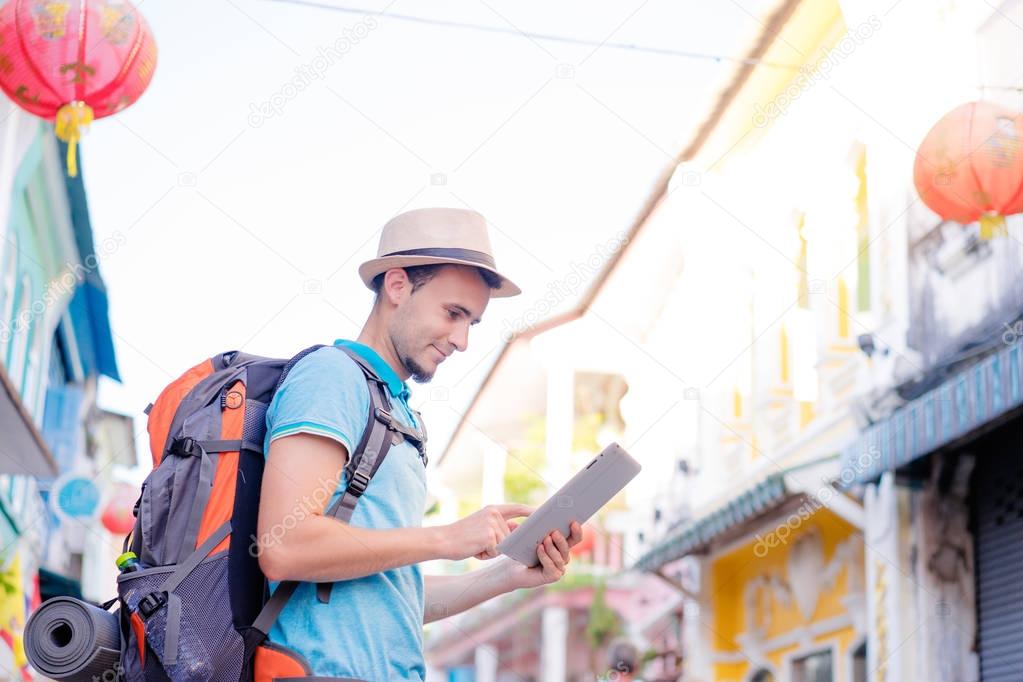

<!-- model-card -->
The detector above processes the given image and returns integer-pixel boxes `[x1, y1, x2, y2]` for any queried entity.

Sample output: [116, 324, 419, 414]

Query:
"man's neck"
[355, 327, 410, 383]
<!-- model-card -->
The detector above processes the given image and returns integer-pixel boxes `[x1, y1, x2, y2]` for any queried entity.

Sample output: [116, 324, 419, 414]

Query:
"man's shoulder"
[272, 345, 373, 407]
[287, 345, 367, 386]
[265, 345, 373, 446]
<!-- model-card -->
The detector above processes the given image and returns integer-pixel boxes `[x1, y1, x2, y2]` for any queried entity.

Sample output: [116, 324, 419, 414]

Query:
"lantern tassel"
[54, 102, 95, 178]
[979, 213, 1008, 240]
[66, 140, 78, 178]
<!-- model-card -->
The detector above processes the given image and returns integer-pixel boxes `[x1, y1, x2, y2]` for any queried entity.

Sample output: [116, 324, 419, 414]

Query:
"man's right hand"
[439, 504, 534, 561]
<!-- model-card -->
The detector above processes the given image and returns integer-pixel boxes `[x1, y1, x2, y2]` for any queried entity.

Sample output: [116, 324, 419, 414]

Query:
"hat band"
[381, 247, 496, 269]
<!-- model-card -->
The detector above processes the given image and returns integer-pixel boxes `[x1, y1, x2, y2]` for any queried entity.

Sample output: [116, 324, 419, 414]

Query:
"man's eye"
[448, 310, 459, 320]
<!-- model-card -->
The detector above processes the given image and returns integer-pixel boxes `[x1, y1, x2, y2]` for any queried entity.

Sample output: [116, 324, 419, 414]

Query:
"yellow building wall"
[710, 508, 862, 681]
[688, 1, 868, 679]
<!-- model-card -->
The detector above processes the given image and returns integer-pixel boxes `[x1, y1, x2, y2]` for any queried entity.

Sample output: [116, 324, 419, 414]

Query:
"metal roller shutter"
[974, 446, 1023, 681]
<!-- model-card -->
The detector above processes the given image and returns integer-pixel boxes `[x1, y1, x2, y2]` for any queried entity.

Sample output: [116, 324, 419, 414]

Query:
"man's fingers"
[495, 504, 535, 519]
[567, 521, 584, 545]
[508, 521, 519, 532]
[496, 517, 511, 545]
[536, 542, 555, 573]
[551, 530, 570, 557]
[545, 536, 566, 571]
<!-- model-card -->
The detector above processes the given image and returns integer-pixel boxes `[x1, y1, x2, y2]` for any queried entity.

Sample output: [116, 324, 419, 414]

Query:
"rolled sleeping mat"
[24, 597, 121, 681]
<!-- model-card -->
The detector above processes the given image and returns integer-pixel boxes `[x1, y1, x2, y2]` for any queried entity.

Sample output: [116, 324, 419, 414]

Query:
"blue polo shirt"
[262, 340, 428, 681]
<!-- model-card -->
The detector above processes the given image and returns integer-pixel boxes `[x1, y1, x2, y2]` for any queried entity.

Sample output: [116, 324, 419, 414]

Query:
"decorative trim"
[841, 342, 1023, 484]
[712, 615, 852, 665]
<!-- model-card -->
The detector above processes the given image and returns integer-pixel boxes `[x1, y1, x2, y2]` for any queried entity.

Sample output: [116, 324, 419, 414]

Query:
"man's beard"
[393, 330, 435, 383]
[403, 354, 434, 383]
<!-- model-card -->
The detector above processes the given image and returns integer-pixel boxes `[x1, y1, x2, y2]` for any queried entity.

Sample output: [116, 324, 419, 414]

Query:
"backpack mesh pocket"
[118, 555, 244, 682]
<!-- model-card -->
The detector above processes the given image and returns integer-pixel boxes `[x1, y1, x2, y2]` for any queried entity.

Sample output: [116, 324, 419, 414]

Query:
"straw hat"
[358, 207, 521, 297]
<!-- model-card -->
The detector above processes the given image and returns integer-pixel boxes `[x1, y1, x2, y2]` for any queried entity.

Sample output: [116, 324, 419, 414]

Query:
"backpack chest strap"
[373, 407, 428, 467]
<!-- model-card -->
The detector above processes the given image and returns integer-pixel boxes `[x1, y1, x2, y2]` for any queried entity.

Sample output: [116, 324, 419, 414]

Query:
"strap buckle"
[374, 407, 397, 430]
[348, 471, 370, 497]
[138, 591, 167, 619]
[170, 437, 201, 457]
[373, 408, 428, 468]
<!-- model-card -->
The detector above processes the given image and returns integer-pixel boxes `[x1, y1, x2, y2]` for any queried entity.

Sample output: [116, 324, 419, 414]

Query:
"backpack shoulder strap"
[250, 344, 428, 633]
[314, 346, 411, 603]
[274, 343, 328, 393]
[249, 373, 395, 631]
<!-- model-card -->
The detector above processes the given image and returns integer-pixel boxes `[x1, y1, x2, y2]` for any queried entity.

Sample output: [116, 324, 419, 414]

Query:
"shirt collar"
[333, 339, 410, 401]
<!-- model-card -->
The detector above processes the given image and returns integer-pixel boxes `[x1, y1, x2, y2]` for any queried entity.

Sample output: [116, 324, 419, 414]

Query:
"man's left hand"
[501, 521, 584, 590]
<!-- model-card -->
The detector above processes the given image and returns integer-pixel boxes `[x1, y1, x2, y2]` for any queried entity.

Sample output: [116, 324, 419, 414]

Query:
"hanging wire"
[263, 0, 802, 70]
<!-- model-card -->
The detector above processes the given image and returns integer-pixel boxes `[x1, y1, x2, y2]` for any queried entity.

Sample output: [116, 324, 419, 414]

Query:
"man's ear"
[381, 268, 411, 306]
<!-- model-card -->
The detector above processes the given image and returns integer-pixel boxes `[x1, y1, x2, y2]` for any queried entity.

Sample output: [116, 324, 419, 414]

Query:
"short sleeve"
[265, 347, 371, 454]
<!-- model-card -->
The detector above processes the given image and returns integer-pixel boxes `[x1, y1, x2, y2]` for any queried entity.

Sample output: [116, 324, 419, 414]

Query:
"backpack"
[115, 344, 427, 682]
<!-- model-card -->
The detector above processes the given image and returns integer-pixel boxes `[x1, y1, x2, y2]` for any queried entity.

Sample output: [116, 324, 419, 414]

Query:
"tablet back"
[497, 442, 641, 567]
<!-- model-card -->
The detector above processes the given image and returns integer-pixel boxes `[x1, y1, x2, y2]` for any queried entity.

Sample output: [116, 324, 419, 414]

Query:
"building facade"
[0, 98, 129, 680]
[424, 0, 1023, 679]
[636, 0, 1023, 681]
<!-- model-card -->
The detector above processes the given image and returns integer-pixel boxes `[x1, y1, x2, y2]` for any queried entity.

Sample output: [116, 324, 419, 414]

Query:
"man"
[605, 638, 643, 681]
[256, 207, 583, 681]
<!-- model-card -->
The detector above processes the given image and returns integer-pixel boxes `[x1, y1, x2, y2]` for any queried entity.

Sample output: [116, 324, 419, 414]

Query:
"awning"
[38, 567, 83, 602]
[0, 363, 58, 477]
[634, 456, 857, 572]
[840, 341, 1023, 486]
[65, 282, 120, 381]
[635, 468, 794, 572]
[60, 141, 120, 383]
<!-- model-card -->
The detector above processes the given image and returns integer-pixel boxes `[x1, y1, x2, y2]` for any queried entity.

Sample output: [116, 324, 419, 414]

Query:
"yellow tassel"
[66, 139, 78, 177]
[979, 213, 1008, 240]
[54, 102, 94, 178]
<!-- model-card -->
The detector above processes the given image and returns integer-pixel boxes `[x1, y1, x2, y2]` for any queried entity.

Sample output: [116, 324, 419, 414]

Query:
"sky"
[82, 0, 778, 476]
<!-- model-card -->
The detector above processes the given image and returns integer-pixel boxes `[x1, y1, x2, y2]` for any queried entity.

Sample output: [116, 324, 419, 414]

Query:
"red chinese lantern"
[101, 482, 137, 536]
[570, 523, 597, 557]
[913, 101, 1023, 239]
[0, 0, 157, 176]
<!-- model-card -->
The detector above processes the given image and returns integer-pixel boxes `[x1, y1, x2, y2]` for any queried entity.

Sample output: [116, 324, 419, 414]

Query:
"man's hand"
[439, 504, 534, 560]
[500, 520, 584, 590]
[423, 520, 585, 623]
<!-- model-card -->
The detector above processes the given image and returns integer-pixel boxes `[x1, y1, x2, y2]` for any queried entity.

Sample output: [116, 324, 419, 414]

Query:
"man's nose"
[449, 323, 469, 353]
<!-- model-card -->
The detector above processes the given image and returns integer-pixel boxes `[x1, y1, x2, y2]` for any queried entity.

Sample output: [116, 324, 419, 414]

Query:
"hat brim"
[358, 255, 521, 297]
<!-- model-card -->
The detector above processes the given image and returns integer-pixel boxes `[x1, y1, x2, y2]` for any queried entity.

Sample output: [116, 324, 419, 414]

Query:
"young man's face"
[387, 265, 492, 382]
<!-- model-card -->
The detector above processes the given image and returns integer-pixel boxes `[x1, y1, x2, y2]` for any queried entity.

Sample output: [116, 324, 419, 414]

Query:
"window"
[853, 146, 871, 312]
[573, 371, 628, 447]
[48, 332, 67, 386]
[23, 302, 45, 415]
[851, 641, 867, 682]
[7, 275, 31, 391]
[792, 649, 833, 682]
[0, 235, 16, 363]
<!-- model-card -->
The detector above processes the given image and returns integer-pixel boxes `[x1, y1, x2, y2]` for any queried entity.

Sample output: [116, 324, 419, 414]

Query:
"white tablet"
[497, 442, 641, 567]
